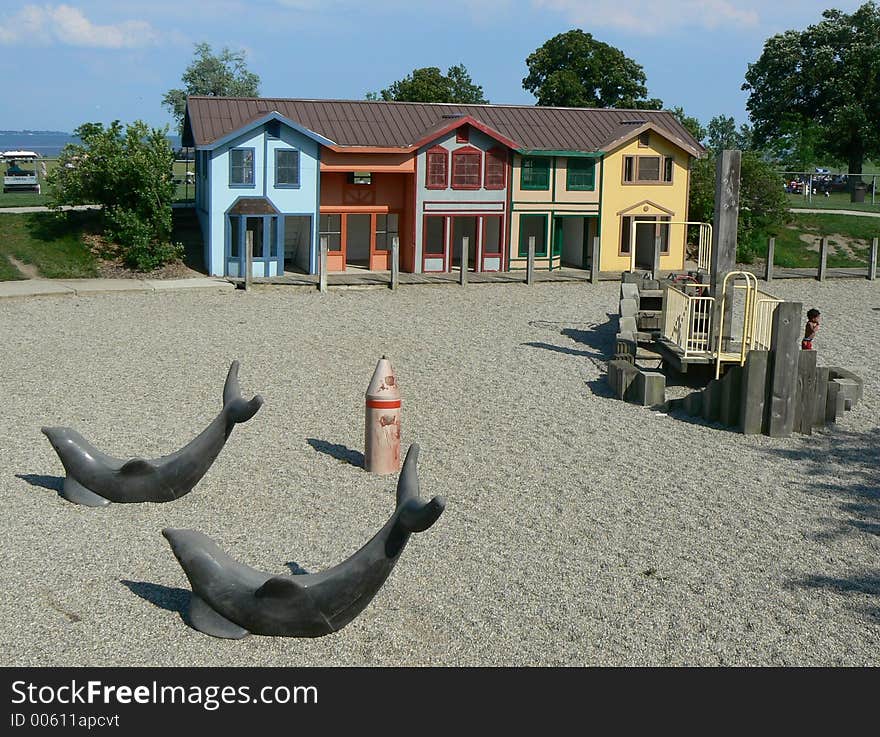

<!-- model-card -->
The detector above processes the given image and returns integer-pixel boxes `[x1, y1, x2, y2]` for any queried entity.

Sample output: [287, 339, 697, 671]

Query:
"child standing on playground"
[802, 308, 820, 350]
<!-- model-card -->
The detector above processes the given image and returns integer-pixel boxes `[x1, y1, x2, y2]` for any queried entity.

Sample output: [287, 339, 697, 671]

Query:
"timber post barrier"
[765, 237, 774, 282]
[319, 236, 328, 294]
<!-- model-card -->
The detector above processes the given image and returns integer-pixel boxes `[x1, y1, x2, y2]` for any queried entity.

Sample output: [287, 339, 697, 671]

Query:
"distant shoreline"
[0, 131, 181, 158]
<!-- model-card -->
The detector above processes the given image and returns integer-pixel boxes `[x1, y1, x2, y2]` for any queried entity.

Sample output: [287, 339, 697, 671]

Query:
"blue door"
[226, 215, 283, 277]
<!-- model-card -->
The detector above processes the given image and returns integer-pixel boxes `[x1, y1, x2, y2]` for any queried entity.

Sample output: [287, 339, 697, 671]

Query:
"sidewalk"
[0, 204, 101, 214]
[0, 276, 233, 300]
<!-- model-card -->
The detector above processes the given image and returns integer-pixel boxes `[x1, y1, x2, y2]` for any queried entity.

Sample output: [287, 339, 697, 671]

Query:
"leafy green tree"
[163, 42, 261, 133]
[668, 106, 706, 144]
[743, 2, 880, 178]
[368, 64, 488, 104]
[48, 121, 182, 271]
[689, 151, 788, 262]
[523, 30, 663, 109]
[705, 115, 753, 153]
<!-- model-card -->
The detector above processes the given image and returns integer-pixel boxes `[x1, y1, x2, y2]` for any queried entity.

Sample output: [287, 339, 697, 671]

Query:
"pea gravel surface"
[1, 278, 878, 666]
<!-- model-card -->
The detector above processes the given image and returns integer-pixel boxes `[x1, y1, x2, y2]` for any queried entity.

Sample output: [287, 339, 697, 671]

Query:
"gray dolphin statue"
[41, 361, 263, 507]
[162, 443, 445, 639]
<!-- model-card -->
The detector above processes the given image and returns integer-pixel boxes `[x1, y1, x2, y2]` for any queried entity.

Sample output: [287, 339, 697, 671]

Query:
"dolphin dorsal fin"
[255, 576, 309, 601]
[118, 458, 157, 476]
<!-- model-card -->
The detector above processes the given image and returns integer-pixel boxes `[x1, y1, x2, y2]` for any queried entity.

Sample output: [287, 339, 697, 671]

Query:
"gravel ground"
[0, 278, 877, 666]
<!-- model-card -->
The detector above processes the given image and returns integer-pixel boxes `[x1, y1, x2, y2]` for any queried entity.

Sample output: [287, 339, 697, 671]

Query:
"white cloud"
[0, 4, 163, 48]
[533, 0, 760, 34]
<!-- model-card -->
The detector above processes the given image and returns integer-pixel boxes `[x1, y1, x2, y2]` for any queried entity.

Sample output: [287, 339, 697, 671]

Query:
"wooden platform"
[655, 336, 751, 374]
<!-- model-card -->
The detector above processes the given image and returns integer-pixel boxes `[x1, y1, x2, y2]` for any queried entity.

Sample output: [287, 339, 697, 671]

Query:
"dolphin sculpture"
[162, 444, 445, 639]
[41, 361, 263, 507]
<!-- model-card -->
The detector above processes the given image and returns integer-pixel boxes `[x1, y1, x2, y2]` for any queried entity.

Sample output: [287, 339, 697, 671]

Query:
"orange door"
[320, 214, 345, 271]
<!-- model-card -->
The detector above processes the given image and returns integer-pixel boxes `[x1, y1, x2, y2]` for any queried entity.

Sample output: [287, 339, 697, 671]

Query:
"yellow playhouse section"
[598, 123, 700, 274]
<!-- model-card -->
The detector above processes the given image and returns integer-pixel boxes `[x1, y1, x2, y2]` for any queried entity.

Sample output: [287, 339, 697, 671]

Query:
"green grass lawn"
[762, 212, 880, 268]
[786, 190, 879, 212]
[0, 211, 99, 279]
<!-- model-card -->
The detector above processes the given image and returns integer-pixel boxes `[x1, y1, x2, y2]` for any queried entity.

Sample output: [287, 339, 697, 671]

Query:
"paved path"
[0, 276, 233, 299]
[0, 204, 100, 214]
[790, 207, 880, 218]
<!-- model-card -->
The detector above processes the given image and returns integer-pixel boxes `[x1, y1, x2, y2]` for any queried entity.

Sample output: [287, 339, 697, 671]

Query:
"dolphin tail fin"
[396, 443, 420, 506]
[222, 361, 264, 424]
[398, 495, 445, 534]
[188, 594, 251, 640]
[394, 444, 445, 533]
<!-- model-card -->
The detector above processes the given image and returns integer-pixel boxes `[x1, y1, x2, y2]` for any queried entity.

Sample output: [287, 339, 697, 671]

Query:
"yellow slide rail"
[752, 291, 782, 351]
[715, 271, 782, 378]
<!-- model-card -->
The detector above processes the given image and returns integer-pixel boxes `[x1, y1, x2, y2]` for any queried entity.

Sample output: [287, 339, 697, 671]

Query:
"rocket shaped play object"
[364, 356, 401, 474]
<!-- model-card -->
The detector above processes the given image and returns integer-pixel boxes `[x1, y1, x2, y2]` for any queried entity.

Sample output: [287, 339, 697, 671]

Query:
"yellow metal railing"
[628, 220, 712, 273]
[751, 293, 782, 351]
[696, 223, 712, 272]
[662, 284, 715, 357]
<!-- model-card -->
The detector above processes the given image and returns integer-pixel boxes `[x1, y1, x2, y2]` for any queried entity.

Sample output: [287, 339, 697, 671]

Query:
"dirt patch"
[796, 230, 865, 261]
[6, 255, 40, 279]
[83, 232, 203, 280]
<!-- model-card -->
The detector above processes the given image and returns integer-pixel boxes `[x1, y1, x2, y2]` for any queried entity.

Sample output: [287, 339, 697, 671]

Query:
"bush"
[105, 207, 183, 270]
[48, 120, 182, 271]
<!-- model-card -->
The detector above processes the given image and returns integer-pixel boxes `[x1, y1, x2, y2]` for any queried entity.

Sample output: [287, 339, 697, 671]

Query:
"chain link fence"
[781, 170, 878, 210]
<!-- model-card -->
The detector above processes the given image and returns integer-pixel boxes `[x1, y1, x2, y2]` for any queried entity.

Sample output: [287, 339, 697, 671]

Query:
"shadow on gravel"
[771, 427, 880, 622]
[16, 473, 64, 495]
[523, 317, 618, 396]
[120, 580, 189, 620]
[585, 378, 615, 398]
[307, 438, 364, 467]
[285, 562, 310, 575]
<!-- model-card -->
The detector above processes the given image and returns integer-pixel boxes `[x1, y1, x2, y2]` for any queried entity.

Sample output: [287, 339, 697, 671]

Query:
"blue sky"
[0, 1, 867, 134]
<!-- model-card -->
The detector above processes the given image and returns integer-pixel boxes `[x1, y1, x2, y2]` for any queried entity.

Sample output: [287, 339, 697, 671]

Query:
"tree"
[48, 121, 182, 271]
[368, 64, 488, 104]
[743, 2, 880, 179]
[689, 151, 788, 262]
[522, 30, 663, 109]
[668, 106, 707, 144]
[705, 115, 753, 154]
[163, 42, 261, 133]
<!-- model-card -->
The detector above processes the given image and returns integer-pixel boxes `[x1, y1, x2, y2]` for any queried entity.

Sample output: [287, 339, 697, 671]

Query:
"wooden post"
[869, 237, 877, 281]
[590, 236, 600, 285]
[460, 235, 468, 286]
[818, 237, 828, 281]
[653, 235, 662, 280]
[766, 301, 803, 438]
[319, 235, 328, 294]
[794, 349, 818, 435]
[526, 235, 535, 285]
[390, 236, 399, 291]
[710, 150, 741, 348]
[244, 232, 253, 292]
[765, 237, 774, 282]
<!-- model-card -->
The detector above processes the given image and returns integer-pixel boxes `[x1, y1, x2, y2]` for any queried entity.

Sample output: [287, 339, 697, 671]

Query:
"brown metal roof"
[184, 96, 705, 156]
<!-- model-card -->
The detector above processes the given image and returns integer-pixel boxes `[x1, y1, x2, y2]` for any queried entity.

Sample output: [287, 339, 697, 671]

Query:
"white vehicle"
[3, 150, 41, 193]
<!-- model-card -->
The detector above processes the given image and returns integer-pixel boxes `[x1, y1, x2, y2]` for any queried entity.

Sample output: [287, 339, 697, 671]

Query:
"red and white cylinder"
[364, 356, 401, 474]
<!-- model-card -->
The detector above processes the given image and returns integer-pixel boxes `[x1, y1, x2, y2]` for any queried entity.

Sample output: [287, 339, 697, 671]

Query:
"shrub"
[48, 120, 182, 271]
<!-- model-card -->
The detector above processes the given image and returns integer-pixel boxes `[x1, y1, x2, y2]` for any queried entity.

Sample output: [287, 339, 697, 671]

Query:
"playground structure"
[608, 150, 864, 436]
[2, 150, 41, 193]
